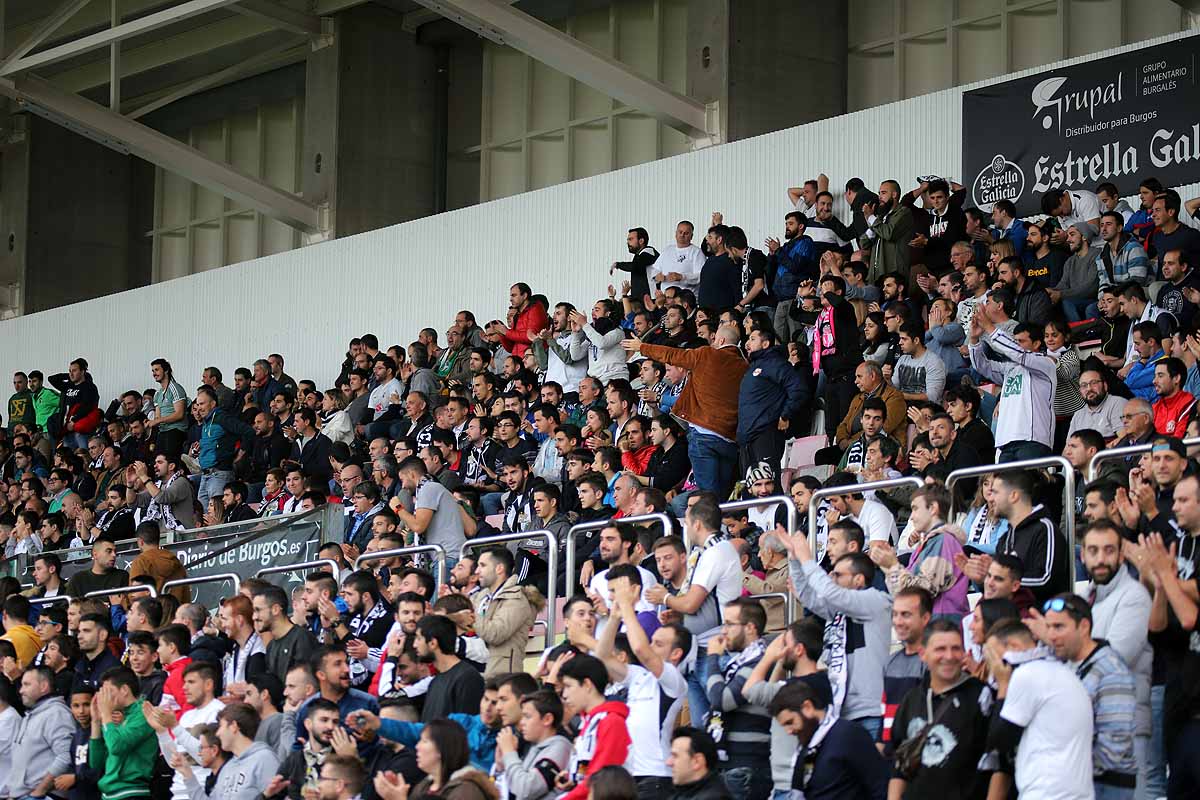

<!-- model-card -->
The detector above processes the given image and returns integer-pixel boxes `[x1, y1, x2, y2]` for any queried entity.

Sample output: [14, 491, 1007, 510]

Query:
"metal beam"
[234, 0, 322, 36]
[51, 15, 279, 93]
[0, 73, 322, 233]
[0, 0, 248, 77]
[401, 0, 515, 33]
[410, 0, 717, 143]
[126, 38, 305, 118]
[0, 0, 94, 73]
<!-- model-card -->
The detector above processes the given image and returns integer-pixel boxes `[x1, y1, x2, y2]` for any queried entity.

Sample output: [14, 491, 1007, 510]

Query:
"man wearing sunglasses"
[1035, 593, 1139, 799]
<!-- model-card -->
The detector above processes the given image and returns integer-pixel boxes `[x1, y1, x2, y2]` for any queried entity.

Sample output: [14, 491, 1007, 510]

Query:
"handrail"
[946, 456, 1076, 585]
[29, 595, 71, 607]
[162, 573, 241, 603]
[86, 583, 156, 600]
[723, 495, 800, 620]
[356, 545, 448, 589]
[722, 496, 799, 541]
[564, 513, 674, 600]
[256, 559, 342, 582]
[746, 591, 794, 627]
[461, 529, 558, 637]
[807, 477, 925, 548]
[173, 510, 308, 540]
[1086, 437, 1200, 482]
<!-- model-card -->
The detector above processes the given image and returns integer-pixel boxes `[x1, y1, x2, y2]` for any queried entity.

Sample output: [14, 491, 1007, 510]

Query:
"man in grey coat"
[1048, 222, 1099, 322]
[179, 702, 280, 800]
[9, 666, 74, 798]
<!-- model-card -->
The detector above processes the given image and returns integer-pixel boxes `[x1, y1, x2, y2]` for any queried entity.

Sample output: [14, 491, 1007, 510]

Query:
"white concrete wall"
[3, 29, 1199, 402]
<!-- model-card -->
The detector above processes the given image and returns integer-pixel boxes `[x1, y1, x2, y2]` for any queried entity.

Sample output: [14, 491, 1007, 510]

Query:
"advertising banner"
[963, 36, 1199, 215]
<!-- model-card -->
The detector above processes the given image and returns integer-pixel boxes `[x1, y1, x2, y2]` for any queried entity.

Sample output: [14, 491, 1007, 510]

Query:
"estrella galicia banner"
[963, 35, 1199, 215]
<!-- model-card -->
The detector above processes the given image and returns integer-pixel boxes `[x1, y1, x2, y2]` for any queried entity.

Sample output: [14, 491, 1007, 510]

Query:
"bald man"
[624, 324, 748, 498]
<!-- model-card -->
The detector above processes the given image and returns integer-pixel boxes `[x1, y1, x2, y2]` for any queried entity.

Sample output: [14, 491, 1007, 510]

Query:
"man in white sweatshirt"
[967, 304, 1057, 463]
[650, 221, 706, 293]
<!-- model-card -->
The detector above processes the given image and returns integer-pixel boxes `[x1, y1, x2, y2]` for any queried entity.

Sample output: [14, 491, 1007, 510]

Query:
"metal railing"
[723, 496, 800, 619]
[1086, 437, 1200, 482]
[256, 559, 342, 583]
[356, 545, 448, 589]
[162, 573, 242, 603]
[807, 478, 924, 546]
[746, 591, 794, 628]
[29, 595, 71, 607]
[86, 583, 156, 601]
[564, 513, 674, 599]
[461, 529, 559, 636]
[946, 456, 1077, 585]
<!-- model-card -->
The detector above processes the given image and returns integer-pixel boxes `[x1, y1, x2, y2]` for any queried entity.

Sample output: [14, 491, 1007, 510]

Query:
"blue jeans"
[853, 716, 882, 740]
[998, 441, 1052, 463]
[1145, 685, 1167, 799]
[198, 469, 234, 513]
[687, 432, 738, 500]
[1062, 298, 1093, 323]
[687, 644, 711, 721]
[1095, 783, 1135, 800]
[721, 765, 772, 800]
[480, 491, 505, 517]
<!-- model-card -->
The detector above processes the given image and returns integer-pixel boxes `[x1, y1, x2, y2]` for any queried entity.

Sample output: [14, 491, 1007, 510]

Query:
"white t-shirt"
[850, 498, 899, 545]
[590, 565, 659, 637]
[368, 377, 403, 415]
[606, 663, 686, 778]
[166, 698, 225, 800]
[652, 244, 706, 290]
[999, 658, 1094, 800]
[689, 538, 744, 645]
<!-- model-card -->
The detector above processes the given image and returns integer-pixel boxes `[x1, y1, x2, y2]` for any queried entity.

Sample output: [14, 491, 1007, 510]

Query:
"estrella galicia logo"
[971, 154, 1025, 212]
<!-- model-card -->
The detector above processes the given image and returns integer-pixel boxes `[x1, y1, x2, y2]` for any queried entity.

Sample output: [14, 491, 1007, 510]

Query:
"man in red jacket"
[495, 282, 549, 358]
[555, 654, 631, 800]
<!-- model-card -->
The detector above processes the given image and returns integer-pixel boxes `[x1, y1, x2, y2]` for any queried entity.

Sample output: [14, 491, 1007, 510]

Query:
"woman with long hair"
[374, 719, 496, 800]
[1045, 319, 1085, 452]
[319, 388, 354, 445]
[861, 311, 889, 365]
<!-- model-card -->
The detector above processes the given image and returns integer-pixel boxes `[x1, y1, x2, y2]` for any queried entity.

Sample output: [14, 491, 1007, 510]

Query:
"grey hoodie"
[185, 741, 280, 800]
[500, 733, 573, 800]
[789, 558, 892, 722]
[8, 694, 74, 795]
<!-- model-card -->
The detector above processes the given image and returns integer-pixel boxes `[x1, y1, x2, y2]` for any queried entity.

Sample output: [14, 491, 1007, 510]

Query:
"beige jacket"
[473, 575, 545, 676]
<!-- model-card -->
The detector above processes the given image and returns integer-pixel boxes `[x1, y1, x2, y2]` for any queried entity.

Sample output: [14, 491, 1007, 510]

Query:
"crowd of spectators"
[1, 172, 1200, 800]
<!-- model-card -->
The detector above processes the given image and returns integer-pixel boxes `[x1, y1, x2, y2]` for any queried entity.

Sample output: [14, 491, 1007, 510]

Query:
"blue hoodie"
[769, 235, 818, 300]
[379, 713, 498, 771]
[736, 346, 808, 445]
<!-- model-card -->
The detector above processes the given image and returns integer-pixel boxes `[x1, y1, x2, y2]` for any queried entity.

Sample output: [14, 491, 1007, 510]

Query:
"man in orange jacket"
[623, 325, 748, 499]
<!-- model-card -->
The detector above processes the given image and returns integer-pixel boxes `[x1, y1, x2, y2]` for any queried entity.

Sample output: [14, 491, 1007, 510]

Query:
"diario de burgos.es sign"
[962, 36, 1199, 215]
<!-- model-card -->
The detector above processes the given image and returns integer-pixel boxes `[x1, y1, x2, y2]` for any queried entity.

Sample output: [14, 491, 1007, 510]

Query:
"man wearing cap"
[1047, 222, 1099, 323]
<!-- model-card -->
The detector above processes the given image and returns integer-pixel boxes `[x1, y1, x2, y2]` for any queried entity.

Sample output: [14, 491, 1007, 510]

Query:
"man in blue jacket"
[738, 326, 809, 475]
[767, 213, 818, 344]
[193, 384, 257, 511]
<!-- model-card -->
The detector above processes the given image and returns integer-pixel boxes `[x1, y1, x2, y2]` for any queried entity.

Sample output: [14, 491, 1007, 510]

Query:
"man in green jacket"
[89, 667, 158, 800]
[29, 370, 61, 434]
[7, 371, 35, 433]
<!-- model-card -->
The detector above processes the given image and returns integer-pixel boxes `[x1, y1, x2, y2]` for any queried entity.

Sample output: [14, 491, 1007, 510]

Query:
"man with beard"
[611, 226, 660, 301]
[587, 523, 660, 635]
[1048, 223, 1099, 322]
[888, 620, 997, 800]
[724, 226, 770, 312]
[805, 191, 855, 259]
[318, 570, 392, 690]
[1155, 248, 1200, 329]
[254, 585, 317, 684]
[698, 222, 740, 312]
[769, 680, 888, 800]
[1095, 209, 1151, 291]
[287, 647, 377, 755]
[703, 598, 772, 800]
[1022, 220, 1068, 288]
[737, 326, 806, 476]
[765, 212, 817, 339]
[1068, 368, 1125, 441]
[413, 614, 484, 721]
[263, 697, 339, 799]
[955, 263, 991, 328]
[994, 256, 1052, 325]
[536, 302, 588, 396]
[863, 179, 913, 282]
[990, 471, 1068, 604]
[653, 304, 700, 349]
[1074, 521, 1153, 787]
